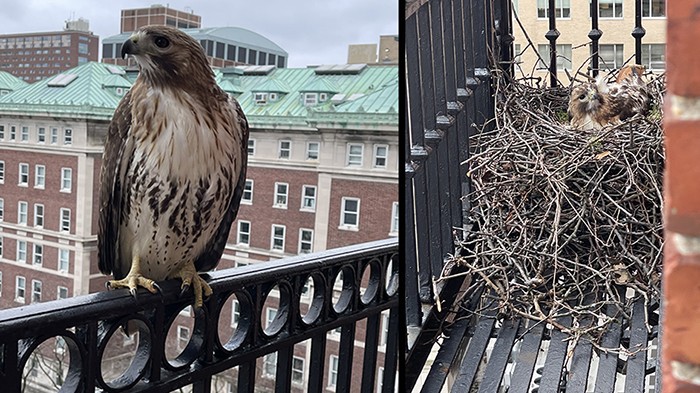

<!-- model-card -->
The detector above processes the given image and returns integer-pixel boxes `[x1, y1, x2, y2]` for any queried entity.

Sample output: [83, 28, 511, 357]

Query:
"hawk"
[98, 25, 249, 308]
[568, 64, 649, 130]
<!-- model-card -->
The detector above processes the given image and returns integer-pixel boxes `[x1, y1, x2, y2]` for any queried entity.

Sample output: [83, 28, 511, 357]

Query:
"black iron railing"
[0, 238, 398, 393]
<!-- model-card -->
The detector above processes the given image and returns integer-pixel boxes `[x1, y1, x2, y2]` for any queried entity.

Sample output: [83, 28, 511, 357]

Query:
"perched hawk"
[568, 64, 649, 130]
[98, 25, 249, 308]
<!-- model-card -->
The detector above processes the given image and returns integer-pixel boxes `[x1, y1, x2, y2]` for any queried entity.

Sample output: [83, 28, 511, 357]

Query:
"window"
[301, 185, 316, 211]
[34, 204, 44, 228]
[254, 92, 268, 105]
[271, 225, 285, 251]
[537, 0, 570, 18]
[242, 180, 253, 204]
[328, 355, 339, 388]
[390, 202, 399, 235]
[381, 311, 391, 346]
[303, 93, 318, 106]
[643, 0, 665, 17]
[274, 182, 288, 208]
[341, 197, 360, 228]
[33, 244, 43, 266]
[237, 220, 251, 245]
[247, 139, 255, 155]
[598, 0, 623, 18]
[292, 356, 305, 384]
[63, 128, 72, 145]
[347, 143, 364, 166]
[263, 352, 277, 376]
[59, 249, 70, 272]
[299, 229, 313, 254]
[61, 167, 72, 191]
[18, 163, 29, 185]
[17, 240, 27, 262]
[18, 201, 28, 225]
[50, 128, 58, 144]
[537, 44, 572, 71]
[57, 286, 68, 299]
[306, 141, 320, 160]
[231, 300, 240, 327]
[20, 126, 29, 142]
[0, 160, 4, 182]
[593, 44, 624, 71]
[16, 276, 26, 303]
[9, 125, 16, 140]
[0, 271, 2, 296]
[0, 125, 4, 139]
[266, 307, 278, 329]
[60, 208, 71, 232]
[34, 164, 45, 188]
[0, 198, 3, 220]
[641, 44, 666, 71]
[373, 144, 389, 168]
[0, 237, 2, 257]
[279, 140, 291, 159]
[32, 280, 42, 303]
[37, 127, 46, 143]
[177, 326, 190, 351]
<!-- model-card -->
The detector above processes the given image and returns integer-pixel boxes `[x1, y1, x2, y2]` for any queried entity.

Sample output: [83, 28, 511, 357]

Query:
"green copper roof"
[333, 79, 398, 113]
[0, 71, 27, 92]
[299, 78, 340, 93]
[250, 78, 291, 93]
[0, 62, 131, 117]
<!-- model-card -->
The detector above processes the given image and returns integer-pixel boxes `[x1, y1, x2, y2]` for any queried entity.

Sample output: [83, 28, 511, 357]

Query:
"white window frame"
[279, 140, 291, 159]
[254, 92, 268, 105]
[231, 299, 240, 327]
[340, 197, 361, 230]
[263, 352, 277, 377]
[18, 201, 28, 225]
[61, 167, 72, 192]
[59, 249, 70, 273]
[390, 202, 399, 236]
[33, 243, 43, 266]
[176, 325, 190, 351]
[9, 125, 16, 140]
[34, 164, 45, 188]
[536, 0, 571, 18]
[271, 224, 286, 252]
[37, 127, 46, 143]
[273, 182, 289, 208]
[597, 0, 623, 18]
[18, 163, 29, 186]
[57, 286, 69, 299]
[34, 203, 44, 228]
[20, 126, 29, 142]
[247, 139, 255, 156]
[63, 128, 73, 145]
[373, 144, 389, 168]
[32, 279, 42, 303]
[0, 236, 3, 257]
[242, 179, 253, 204]
[50, 127, 58, 144]
[301, 185, 316, 211]
[299, 228, 313, 254]
[303, 92, 318, 106]
[17, 240, 27, 262]
[306, 141, 320, 160]
[292, 356, 305, 385]
[593, 44, 624, 71]
[0, 198, 4, 221]
[60, 208, 71, 232]
[0, 160, 4, 183]
[346, 143, 364, 167]
[0, 125, 4, 140]
[328, 355, 339, 388]
[641, 43, 666, 71]
[537, 44, 572, 71]
[16, 276, 26, 303]
[642, 0, 665, 18]
[237, 220, 251, 246]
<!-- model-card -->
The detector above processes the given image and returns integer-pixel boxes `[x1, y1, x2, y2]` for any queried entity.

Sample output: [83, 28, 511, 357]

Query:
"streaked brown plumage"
[98, 25, 248, 308]
[568, 64, 649, 130]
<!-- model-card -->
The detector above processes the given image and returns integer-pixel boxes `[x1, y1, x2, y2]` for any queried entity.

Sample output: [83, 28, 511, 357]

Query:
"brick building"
[0, 61, 397, 391]
[0, 19, 99, 82]
[119, 4, 201, 33]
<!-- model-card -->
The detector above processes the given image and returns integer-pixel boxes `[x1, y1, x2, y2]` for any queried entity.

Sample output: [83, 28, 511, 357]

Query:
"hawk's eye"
[154, 36, 170, 49]
[578, 94, 586, 100]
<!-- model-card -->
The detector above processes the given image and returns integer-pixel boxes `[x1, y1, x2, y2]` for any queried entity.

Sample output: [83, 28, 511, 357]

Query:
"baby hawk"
[568, 64, 649, 130]
[98, 25, 249, 308]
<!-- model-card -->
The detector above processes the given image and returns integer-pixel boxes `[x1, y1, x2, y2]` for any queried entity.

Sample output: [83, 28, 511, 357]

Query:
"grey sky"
[0, 0, 398, 68]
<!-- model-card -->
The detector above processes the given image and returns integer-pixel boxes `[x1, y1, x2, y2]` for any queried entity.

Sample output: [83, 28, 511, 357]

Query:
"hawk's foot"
[176, 261, 213, 309]
[106, 275, 160, 298]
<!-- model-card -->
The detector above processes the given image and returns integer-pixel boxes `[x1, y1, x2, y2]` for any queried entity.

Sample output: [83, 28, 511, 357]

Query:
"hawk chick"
[98, 25, 249, 308]
[568, 64, 649, 130]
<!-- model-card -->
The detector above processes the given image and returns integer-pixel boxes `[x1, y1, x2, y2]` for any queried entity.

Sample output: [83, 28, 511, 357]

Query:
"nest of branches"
[449, 73, 666, 341]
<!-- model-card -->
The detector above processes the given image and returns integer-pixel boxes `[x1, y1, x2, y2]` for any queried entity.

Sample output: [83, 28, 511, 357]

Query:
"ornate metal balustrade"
[0, 238, 398, 393]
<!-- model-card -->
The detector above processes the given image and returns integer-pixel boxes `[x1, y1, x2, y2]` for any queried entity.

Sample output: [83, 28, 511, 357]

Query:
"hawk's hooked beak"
[121, 33, 144, 59]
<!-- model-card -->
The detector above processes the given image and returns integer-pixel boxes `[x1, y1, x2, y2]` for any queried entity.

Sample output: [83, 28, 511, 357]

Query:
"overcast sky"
[0, 0, 398, 68]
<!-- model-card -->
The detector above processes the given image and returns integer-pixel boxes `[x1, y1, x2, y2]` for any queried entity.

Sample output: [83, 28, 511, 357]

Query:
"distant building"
[120, 4, 201, 33]
[348, 35, 399, 65]
[0, 61, 397, 391]
[512, 0, 666, 81]
[102, 26, 289, 69]
[0, 19, 99, 82]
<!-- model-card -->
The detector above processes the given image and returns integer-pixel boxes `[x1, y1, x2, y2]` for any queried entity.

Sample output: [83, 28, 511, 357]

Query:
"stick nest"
[450, 73, 665, 340]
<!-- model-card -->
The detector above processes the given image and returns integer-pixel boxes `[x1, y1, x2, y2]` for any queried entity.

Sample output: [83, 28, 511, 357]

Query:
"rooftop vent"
[314, 64, 366, 75]
[48, 74, 78, 87]
[236, 65, 276, 75]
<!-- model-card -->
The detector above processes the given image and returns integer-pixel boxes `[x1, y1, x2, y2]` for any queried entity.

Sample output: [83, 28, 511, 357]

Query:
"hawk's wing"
[98, 91, 135, 278]
[194, 97, 249, 272]
[606, 81, 649, 121]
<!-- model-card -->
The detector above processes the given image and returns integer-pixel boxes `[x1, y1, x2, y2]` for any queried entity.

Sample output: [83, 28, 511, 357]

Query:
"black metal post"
[589, 0, 602, 76]
[545, 0, 560, 87]
[632, 0, 646, 64]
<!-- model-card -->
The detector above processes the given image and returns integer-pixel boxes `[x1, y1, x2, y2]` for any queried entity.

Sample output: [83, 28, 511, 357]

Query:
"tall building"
[348, 35, 399, 65]
[120, 4, 201, 33]
[0, 19, 99, 82]
[102, 27, 288, 69]
[0, 61, 397, 391]
[512, 0, 666, 81]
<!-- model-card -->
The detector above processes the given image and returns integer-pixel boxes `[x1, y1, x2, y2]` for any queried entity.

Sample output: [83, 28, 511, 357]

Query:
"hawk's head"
[568, 82, 606, 118]
[122, 25, 213, 88]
